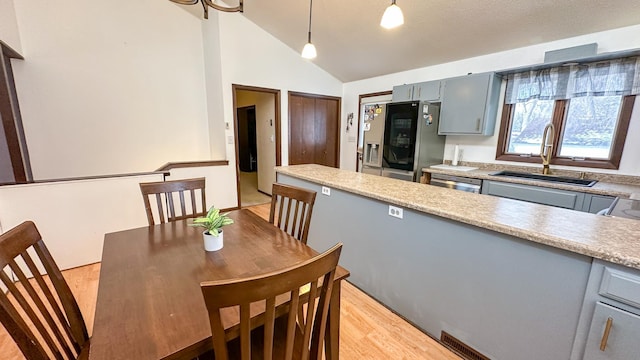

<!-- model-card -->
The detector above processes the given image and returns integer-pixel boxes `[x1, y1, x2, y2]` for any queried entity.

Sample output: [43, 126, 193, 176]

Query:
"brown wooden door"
[289, 92, 340, 168]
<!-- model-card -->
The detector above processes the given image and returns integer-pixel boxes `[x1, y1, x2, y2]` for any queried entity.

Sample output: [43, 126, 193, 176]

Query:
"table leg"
[325, 280, 342, 360]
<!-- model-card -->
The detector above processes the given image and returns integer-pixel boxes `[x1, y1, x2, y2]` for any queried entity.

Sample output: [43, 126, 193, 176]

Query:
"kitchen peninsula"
[276, 164, 640, 360]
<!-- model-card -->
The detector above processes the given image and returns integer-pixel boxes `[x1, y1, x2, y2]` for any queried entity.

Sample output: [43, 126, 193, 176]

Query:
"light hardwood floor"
[0, 204, 460, 360]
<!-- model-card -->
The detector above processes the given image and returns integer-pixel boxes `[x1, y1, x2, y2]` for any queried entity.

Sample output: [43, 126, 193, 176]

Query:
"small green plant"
[190, 206, 234, 236]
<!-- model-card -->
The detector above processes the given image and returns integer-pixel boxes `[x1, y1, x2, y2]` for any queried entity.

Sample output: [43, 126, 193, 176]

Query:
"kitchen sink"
[489, 170, 598, 187]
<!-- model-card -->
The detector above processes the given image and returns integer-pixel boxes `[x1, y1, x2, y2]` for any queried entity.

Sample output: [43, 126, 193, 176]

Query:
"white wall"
[0, 0, 21, 52]
[342, 25, 640, 175]
[165, 166, 238, 209]
[11, 0, 212, 179]
[216, 12, 343, 169]
[0, 173, 164, 270]
[202, 14, 227, 160]
[236, 90, 276, 194]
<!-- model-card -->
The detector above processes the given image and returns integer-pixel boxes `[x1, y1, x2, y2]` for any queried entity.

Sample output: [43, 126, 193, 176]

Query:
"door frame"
[356, 91, 392, 172]
[288, 91, 342, 168]
[232, 84, 281, 208]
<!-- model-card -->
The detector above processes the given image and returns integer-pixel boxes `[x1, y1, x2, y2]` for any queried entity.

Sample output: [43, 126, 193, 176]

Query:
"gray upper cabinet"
[413, 81, 441, 101]
[438, 72, 502, 135]
[392, 81, 441, 102]
[391, 84, 414, 102]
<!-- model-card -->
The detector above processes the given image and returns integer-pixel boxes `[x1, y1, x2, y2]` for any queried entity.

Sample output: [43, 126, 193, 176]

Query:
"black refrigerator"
[382, 101, 446, 181]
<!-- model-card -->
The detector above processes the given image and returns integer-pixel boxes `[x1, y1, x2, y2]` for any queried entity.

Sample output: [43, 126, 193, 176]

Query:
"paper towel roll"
[452, 145, 459, 166]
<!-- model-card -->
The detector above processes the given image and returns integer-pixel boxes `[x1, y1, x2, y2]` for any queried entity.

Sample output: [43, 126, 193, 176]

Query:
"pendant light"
[301, 0, 317, 59]
[380, 0, 404, 29]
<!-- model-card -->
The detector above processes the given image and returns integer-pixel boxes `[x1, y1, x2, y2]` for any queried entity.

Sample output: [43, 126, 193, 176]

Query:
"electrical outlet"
[388, 205, 403, 219]
[321, 186, 331, 196]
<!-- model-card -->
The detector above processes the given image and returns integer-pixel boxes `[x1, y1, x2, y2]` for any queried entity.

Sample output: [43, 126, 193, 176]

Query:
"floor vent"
[441, 331, 490, 360]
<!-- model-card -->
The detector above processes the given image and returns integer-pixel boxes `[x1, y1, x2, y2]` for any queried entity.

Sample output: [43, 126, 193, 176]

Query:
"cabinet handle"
[599, 317, 613, 351]
[417, 87, 421, 98]
[476, 118, 481, 131]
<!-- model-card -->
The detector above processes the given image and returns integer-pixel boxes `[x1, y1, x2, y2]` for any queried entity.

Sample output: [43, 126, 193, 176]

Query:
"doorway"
[288, 92, 341, 167]
[237, 106, 257, 172]
[233, 85, 281, 208]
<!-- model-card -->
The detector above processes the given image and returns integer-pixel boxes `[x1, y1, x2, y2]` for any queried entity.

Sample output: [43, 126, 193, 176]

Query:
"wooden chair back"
[139, 177, 207, 226]
[269, 183, 317, 244]
[201, 243, 342, 360]
[0, 221, 90, 360]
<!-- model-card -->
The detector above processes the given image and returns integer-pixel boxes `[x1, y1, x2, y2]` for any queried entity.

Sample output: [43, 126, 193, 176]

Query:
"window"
[496, 57, 639, 169]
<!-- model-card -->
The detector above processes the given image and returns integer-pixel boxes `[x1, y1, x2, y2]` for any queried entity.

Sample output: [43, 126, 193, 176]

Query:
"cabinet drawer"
[583, 302, 640, 359]
[482, 181, 582, 209]
[599, 267, 640, 308]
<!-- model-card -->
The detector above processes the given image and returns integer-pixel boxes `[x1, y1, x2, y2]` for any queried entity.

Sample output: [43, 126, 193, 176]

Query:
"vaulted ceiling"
[178, 0, 640, 82]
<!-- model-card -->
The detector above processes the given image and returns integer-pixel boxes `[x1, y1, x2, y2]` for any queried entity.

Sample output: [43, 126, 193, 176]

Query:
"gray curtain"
[505, 56, 640, 104]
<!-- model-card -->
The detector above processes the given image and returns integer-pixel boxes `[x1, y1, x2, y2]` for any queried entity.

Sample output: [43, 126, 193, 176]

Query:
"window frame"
[495, 90, 635, 170]
[0, 41, 31, 183]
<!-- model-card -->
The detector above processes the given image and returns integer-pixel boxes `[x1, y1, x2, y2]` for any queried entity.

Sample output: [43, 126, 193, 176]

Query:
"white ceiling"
[182, 0, 640, 82]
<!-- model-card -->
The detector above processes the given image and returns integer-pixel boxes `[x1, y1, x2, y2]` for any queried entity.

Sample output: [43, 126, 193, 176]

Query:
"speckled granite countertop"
[423, 165, 640, 198]
[276, 164, 640, 271]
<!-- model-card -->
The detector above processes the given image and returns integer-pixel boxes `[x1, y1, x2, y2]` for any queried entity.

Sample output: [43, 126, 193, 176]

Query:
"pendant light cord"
[307, 0, 313, 43]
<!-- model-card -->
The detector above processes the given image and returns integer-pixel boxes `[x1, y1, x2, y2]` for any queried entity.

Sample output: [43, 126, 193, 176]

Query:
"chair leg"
[325, 281, 342, 360]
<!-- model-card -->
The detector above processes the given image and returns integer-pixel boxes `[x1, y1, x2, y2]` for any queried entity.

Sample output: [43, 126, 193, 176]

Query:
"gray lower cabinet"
[572, 260, 640, 360]
[438, 72, 501, 135]
[482, 180, 617, 213]
[584, 194, 616, 214]
[583, 302, 640, 359]
[279, 173, 592, 360]
[482, 180, 586, 210]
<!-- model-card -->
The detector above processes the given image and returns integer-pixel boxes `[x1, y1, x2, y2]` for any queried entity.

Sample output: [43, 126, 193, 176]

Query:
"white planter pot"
[203, 230, 223, 251]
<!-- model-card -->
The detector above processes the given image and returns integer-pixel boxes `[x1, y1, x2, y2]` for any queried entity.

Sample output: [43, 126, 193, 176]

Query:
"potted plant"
[190, 206, 234, 251]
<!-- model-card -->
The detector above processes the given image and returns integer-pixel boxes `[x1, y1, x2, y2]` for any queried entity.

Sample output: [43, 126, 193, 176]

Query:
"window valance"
[505, 56, 640, 104]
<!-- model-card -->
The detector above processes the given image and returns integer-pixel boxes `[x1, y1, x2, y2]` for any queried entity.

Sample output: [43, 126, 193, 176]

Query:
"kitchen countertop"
[423, 166, 640, 198]
[276, 164, 640, 270]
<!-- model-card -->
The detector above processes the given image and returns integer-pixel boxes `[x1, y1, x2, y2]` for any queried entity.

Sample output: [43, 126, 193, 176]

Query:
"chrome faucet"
[540, 123, 555, 175]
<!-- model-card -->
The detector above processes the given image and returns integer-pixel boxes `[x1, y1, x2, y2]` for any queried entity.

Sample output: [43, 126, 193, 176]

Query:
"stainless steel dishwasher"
[429, 173, 482, 193]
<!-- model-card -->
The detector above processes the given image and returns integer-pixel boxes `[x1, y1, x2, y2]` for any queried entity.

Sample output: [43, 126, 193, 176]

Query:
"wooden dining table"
[89, 209, 349, 360]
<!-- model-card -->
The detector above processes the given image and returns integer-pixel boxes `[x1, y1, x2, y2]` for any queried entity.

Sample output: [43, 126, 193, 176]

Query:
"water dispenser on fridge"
[361, 103, 386, 176]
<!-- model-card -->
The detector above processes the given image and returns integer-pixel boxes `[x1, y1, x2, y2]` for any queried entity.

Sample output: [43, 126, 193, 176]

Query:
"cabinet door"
[482, 180, 584, 209]
[586, 195, 616, 214]
[584, 302, 640, 359]
[438, 72, 500, 135]
[391, 84, 414, 102]
[439, 74, 489, 134]
[414, 81, 441, 101]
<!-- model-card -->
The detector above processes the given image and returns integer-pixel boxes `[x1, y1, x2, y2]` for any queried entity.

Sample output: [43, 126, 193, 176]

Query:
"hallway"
[240, 171, 271, 207]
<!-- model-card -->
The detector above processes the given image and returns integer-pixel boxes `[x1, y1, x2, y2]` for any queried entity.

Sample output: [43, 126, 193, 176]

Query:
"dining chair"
[139, 177, 207, 226]
[200, 243, 342, 360]
[269, 183, 317, 244]
[0, 221, 90, 360]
